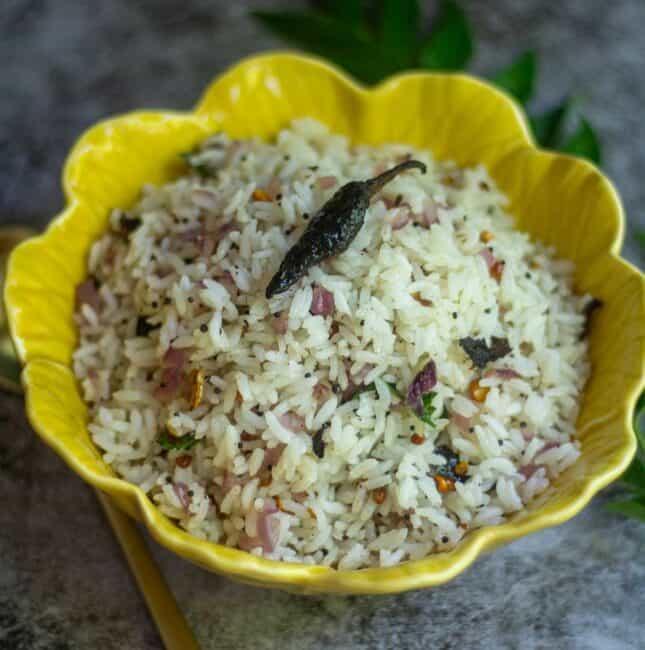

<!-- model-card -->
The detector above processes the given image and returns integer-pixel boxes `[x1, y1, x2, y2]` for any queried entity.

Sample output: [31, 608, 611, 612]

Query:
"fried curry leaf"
[459, 336, 511, 369]
[117, 213, 142, 234]
[136, 316, 159, 338]
[158, 430, 198, 451]
[434, 444, 467, 483]
[312, 427, 326, 459]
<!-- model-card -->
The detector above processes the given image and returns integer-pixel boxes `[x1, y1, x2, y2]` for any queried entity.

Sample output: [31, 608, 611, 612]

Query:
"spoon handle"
[96, 492, 201, 650]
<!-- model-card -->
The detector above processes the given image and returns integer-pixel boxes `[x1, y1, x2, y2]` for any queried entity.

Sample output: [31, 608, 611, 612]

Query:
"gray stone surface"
[1, 1, 643, 649]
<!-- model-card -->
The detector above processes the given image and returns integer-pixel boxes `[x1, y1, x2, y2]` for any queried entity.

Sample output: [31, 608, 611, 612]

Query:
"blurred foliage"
[253, 0, 601, 163]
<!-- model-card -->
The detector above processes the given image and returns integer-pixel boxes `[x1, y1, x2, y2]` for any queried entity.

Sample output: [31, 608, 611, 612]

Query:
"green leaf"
[385, 381, 404, 400]
[561, 117, 602, 164]
[621, 455, 645, 490]
[251, 10, 400, 84]
[158, 431, 198, 451]
[608, 389, 645, 516]
[529, 99, 570, 147]
[381, 0, 420, 66]
[492, 51, 537, 104]
[419, 0, 473, 71]
[323, 0, 363, 29]
[606, 497, 645, 521]
[636, 230, 645, 255]
[414, 391, 437, 427]
[0, 351, 22, 394]
[634, 389, 645, 448]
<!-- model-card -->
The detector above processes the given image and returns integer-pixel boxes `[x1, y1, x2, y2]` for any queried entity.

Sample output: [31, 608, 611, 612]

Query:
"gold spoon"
[96, 492, 200, 650]
[0, 227, 200, 650]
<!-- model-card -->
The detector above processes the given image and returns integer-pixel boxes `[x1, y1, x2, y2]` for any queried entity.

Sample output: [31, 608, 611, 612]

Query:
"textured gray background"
[1, 1, 643, 649]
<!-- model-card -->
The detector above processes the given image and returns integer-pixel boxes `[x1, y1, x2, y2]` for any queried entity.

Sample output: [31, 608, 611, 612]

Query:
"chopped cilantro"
[157, 430, 198, 451]
[414, 391, 437, 428]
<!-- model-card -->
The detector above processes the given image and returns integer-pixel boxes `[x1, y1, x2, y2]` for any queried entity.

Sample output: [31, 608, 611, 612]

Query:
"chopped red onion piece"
[266, 176, 282, 198]
[256, 499, 280, 552]
[261, 444, 285, 471]
[199, 236, 216, 258]
[179, 226, 202, 242]
[412, 196, 439, 228]
[354, 363, 375, 384]
[486, 368, 521, 380]
[271, 313, 288, 335]
[479, 248, 496, 270]
[316, 175, 337, 190]
[310, 286, 335, 317]
[450, 412, 472, 433]
[537, 441, 560, 455]
[154, 347, 190, 401]
[162, 347, 189, 369]
[191, 188, 218, 210]
[279, 413, 305, 432]
[519, 464, 539, 480]
[313, 382, 331, 401]
[218, 222, 240, 238]
[340, 364, 375, 402]
[75, 279, 101, 313]
[238, 533, 264, 552]
[216, 270, 236, 292]
[341, 379, 358, 402]
[173, 482, 191, 510]
[153, 366, 183, 401]
[222, 472, 250, 493]
[390, 208, 411, 230]
[382, 196, 410, 210]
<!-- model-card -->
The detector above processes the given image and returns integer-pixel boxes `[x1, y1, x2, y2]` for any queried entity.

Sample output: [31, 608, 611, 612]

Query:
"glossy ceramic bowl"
[6, 53, 644, 594]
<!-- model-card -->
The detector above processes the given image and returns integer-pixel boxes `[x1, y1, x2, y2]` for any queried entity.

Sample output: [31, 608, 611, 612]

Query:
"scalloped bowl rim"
[7, 52, 643, 594]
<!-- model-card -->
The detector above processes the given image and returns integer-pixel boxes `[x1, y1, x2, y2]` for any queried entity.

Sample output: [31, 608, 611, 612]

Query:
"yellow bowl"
[5, 53, 644, 594]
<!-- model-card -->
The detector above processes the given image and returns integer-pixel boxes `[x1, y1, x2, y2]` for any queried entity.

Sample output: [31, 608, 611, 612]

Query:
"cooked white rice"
[73, 119, 590, 569]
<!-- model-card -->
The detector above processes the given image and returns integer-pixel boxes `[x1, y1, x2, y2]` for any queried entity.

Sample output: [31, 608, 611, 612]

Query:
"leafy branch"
[252, 0, 645, 520]
[253, 0, 601, 163]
